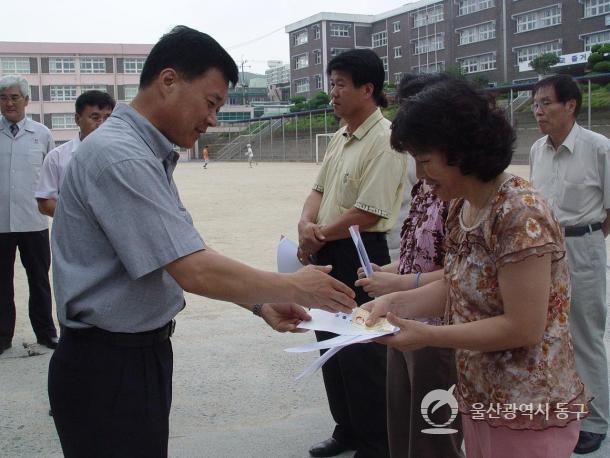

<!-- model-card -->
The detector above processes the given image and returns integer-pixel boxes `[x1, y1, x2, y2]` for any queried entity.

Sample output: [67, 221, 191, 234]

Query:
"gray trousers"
[387, 346, 464, 458]
[565, 230, 609, 434]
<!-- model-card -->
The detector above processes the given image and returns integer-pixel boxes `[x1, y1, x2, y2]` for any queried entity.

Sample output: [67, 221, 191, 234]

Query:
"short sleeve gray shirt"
[52, 103, 205, 332]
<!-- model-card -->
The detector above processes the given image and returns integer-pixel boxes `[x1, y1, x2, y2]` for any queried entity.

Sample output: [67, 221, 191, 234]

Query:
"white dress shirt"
[35, 135, 80, 201]
[0, 116, 54, 233]
[530, 122, 610, 227]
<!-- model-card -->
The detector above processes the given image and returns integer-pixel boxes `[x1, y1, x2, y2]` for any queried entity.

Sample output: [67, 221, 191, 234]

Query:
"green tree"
[307, 91, 331, 110]
[289, 95, 307, 113]
[587, 43, 610, 73]
[529, 53, 560, 75]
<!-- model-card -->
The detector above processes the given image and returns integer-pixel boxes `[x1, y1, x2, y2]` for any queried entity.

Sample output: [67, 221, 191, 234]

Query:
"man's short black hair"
[391, 76, 515, 182]
[533, 74, 582, 117]
[140, 25, 239, 89]
[75, 90, 115, 115]
[326, 49, 388, 108]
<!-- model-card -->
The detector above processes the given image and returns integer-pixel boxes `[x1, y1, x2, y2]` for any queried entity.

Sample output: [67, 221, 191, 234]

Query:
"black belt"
[563, 222, 602, 237]
[64, 320, 175, 347]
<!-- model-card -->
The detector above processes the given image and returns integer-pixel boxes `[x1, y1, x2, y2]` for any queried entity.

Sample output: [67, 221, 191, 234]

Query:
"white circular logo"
[420, 384, 459, 434]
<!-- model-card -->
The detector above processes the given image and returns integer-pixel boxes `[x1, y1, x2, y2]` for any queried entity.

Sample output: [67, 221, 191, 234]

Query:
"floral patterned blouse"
[444, 175, 587, 430]
[398, 179, 448, 276]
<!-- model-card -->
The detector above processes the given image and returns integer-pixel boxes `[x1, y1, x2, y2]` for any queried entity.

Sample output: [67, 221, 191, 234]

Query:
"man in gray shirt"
[48, 26, 356, 458]
[0, 74, 57, 354]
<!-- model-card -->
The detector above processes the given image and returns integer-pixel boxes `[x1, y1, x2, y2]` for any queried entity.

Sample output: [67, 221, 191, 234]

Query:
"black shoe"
[0, 341, 11, 355]
[574, 431, 606, 454]
[309, 438, 352, 457]
[37, 336, 58, 349]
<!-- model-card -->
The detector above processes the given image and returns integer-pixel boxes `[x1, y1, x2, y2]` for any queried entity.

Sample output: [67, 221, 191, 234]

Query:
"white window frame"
[50, 85, 78, 102]
[124, 85, 138, 101]
[514, 5, 561, 34]
[584, 0, 610, 18]
[312, 24, 321, 40]
[381, 56, 388, 82]
[457, 21, 496, 45]
[394, 46, 403, 58]
[413, 33, 445, 55]
[393, 21, 401, 33]
[330, 48, 350, 58]
[313, 49, 322, 65]
[295, 77, 309, 94]
[394, 72, 403, 83]
[412, 61, 445, 74]
[514, 40, 562, 64]
[123, 58, 144, 74]
[458, 0, 495, 17]
[457, 53, 496, 74]
[0, 57, 30, 74]
[80, 85, 107, 93]
[80, 57, 106, 73]
[51, 113, 78, 129]
[294, 53, 309, 70]
[412, 3, 444, 28]
[372, 31, 388, 48]
[314, 74, 323, 90]
[582, 30, 610, 51]
[49, 57, 75, 74]
[293, 30, 308, 46]
[330, 23, 350, 37]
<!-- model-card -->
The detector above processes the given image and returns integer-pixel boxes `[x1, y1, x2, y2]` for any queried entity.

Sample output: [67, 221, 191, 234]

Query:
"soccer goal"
[315, 133, 334, 164]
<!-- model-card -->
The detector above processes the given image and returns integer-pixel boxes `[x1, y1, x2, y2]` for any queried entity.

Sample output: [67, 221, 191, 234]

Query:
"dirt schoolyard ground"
[1, 161, 608, 457]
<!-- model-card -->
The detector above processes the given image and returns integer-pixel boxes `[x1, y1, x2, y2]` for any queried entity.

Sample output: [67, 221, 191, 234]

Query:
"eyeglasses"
[0, 94, 24, 104]
[531, 100, 559, 112]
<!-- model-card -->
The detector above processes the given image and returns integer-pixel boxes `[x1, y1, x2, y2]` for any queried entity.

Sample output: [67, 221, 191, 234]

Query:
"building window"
[124, 85, 138, 101]
[52, 113, 78, 129]
[49, 57, 75, 74]
[458, 53, 496, 74]
[394, 72, 403, 84]
[394, 46, 403, 58]
[372, 31, 388, 48]
[0, 57, 30, 74]
[80, 85, 108, 93]
[412, 61, 445, 74]
[381, 56, 388, 81]
[584, 0, 610, 17]
[458, 21, 496, 45]
[515, 5, 561, 33]
[295, 78, 309, 93]
[458, 0, 495, 16]
[516, 41, 561, 64]
[293, 30, 308, 46]
[583, 30, 610, 51]
[312, 24, 321, 40]
[413, 34, 444, 55]
[314, 74, 323, 90]
[80, 57, 106, 73]
[330, 24, 350, 37]
[50, 85, 78, 102]
[393, 21, 401, 32]
[330, 48, 350, 58]
[124, 58, 144, 74]
[413, 3, 444, 27]
[294, 53, 309, 70]
[313, 49, 322, 65]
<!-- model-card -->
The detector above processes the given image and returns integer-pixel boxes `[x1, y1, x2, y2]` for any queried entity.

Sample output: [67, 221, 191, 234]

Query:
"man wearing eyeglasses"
[0, 74, 57, 354]
[530, 74, 610, 455]
[36, 90, 115, 217]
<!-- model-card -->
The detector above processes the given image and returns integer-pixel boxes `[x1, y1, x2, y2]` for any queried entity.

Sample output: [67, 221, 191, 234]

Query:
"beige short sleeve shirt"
[313, 108, 408, 232]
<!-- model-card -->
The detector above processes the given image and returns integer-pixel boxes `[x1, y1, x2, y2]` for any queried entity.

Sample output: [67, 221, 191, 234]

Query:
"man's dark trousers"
[314, 233, 390, 458]
[0, 229, 56, 345]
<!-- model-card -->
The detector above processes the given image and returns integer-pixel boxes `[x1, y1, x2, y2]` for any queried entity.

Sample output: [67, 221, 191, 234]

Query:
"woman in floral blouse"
[364, 77, 587, 458]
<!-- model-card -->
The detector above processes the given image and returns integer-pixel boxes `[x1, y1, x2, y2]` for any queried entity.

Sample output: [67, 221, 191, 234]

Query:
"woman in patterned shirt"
[364, 77, 587, 458]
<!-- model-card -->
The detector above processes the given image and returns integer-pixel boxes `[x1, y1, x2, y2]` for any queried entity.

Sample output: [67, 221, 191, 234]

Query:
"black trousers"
[48, 327, 173, 458]
[314, 234, 390, 458]
[0, 230, 56, 344]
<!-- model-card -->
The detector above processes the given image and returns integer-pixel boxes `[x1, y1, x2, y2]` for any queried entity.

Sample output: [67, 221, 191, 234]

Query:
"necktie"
[9, 124, 18, 137]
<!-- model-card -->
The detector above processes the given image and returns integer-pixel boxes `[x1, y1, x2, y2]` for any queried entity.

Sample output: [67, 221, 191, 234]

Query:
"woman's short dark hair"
[391, 76, 515, 182]
[533, 74, 582, 117]
[327, 49, 388, 108]
[140, 25, 239, 89]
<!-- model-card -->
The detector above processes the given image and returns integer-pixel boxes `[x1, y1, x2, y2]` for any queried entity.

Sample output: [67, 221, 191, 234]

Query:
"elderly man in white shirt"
[530, 74, 610, 455]
[36, 90, 115, 217]
[0, 75, 56, 353]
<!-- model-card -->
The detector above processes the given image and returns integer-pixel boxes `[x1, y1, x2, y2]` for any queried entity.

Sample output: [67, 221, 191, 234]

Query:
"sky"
[1, 0, 421, 74]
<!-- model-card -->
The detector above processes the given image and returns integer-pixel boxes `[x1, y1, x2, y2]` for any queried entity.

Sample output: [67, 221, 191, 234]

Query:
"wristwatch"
[252, 303, 265, 317]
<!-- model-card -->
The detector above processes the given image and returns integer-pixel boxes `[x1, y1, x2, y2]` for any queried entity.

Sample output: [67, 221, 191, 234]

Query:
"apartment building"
[286, 0, 610, 98]
[0, 41, 152, 144]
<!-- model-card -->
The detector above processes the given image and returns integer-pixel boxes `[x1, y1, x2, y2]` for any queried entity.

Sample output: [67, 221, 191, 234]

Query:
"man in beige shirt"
[530, 74, 610, 454]
[298, 49, 408, 458]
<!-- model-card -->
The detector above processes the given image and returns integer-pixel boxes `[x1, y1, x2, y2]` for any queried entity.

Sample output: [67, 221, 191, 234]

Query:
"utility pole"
[239, 57, 250, 106]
